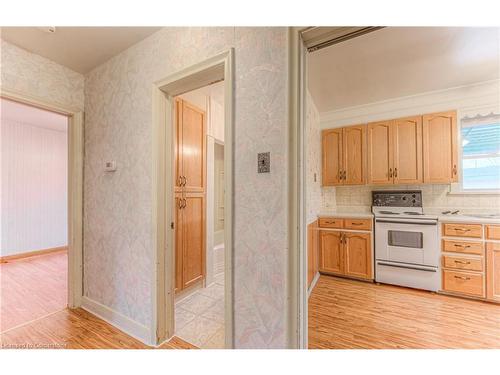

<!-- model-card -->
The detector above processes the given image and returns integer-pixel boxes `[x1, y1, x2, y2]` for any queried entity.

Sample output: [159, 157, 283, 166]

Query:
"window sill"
[448, 183, 500, 196]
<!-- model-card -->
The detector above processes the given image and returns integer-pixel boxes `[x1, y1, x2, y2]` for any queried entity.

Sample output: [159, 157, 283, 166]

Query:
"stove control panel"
[372, 190, 422, 207]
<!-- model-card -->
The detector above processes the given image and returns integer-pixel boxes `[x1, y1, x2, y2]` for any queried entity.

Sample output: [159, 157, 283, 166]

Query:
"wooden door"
[344, 232, 372, 280]
[322, 129, 343, 186]
[343, 125, 366, 185]
[180, 100, 206, 193]
[367, 121, 394, 184]
[175, 194, 184, 291]
[319, 231, 344, 274]
[487, 242, 500, 302]
[392, 116, 423, 184]
[182, 194, 205, 288]
[422, 111, 457, 183]
[307, 220, 319, 288]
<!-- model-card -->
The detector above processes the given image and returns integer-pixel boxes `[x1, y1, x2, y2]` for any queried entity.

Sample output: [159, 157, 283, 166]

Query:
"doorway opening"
[173, 81, 226, 348]
[152, 50, 233, 348]
[1, 98, 69, 332]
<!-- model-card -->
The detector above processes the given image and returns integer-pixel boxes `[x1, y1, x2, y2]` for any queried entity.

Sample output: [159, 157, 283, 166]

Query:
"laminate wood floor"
[308, 275, 500, 349]
[1, 250, 68, 332]
[1, 252, 197, 349]
[0, 308, 196, 349]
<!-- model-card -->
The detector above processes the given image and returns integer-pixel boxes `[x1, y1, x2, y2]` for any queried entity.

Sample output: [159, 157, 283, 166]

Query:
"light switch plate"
[258, 152, 270, 173]
[105, 161, 117, 172]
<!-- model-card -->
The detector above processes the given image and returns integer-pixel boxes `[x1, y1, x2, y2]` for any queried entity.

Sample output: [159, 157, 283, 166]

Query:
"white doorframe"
[287, 27, 308, 349]
[0, 87, 85, 309]
[151, 49, 234, 347]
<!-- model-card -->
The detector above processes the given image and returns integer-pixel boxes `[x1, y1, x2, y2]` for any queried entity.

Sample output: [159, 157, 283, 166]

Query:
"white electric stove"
[372, 191, 440, 292]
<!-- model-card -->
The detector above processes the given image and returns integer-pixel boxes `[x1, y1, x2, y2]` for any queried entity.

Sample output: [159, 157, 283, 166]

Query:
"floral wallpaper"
[305, 90, 324, 223]
[0, 40, 84, 110]
[83, 27, 288, 348]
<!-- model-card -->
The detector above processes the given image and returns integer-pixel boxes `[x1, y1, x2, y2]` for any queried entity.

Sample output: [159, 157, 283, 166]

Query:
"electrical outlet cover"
[258, 152, 270, 173]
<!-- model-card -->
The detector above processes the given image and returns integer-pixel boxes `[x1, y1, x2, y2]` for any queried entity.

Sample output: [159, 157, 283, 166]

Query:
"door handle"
[182, 198, 187, 208]
[394, 168, 398, 178]
[178, 199, 183, 209]
[452, 164, 457, 175]
[388, 168, 393, 178]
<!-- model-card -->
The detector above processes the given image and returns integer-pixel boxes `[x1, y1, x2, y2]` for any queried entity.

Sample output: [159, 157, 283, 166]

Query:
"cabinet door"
[319, 230, 344, 274]
[307, 221, 319, 288]
[487, 242, 500, 302]
[182, 194, 205, 288]
[367, 121, 394, 184]
[181, 100, 206, 193]
[322, 129, 343, 186]
[174, 99, 183, 193]
[344, 232, 372, 280]
[343, 125, 366, 185]
[422, 111, 457, 183]
[393, 116, 422, 184]
[175, 194, 184, 292]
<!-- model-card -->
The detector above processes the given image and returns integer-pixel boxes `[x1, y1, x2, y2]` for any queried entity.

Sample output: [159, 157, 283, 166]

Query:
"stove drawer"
[442, 269, 485, 297]
[442, 255, 483, 272]
[344, 218, 372, 230]
[442, 223, 482, 238]
[442, 239, 484, 255]
[319, 218, 343, 229]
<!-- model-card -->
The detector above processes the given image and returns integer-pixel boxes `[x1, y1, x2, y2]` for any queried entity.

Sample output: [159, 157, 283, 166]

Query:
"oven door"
[375, 218, 439, 267]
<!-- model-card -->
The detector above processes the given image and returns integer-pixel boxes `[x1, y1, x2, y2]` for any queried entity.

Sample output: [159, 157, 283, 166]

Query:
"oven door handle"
[376, 261, 437, 272]
[375, 219, 437, 225]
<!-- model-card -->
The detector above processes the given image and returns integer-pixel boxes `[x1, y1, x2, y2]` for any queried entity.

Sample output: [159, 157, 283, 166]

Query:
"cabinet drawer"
[318, 218, 343, 229]
[486, 225, 500, 240]
[442, 270, 484, 297]
[344, 218, 372, 230]
[442, 223, 482, 238]
[442, 239, 484, 255]
[442, 255, 483, 272]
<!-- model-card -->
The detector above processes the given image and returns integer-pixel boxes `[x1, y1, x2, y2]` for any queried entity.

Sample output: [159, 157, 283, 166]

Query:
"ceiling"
[1, 27, 162, 74]
[1, 98, 68, 132]
[307, 27, 500, 113]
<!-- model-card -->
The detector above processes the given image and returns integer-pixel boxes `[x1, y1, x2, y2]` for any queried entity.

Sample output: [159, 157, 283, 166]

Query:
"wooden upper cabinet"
[393, 116, 423, 184]
[422, 110, 458, 183]
[343, 125, 366, 185]
[322, 129, 343, 186]
[367, 121, 393, 184]
[178, 99, 207, 193]
[344, 232, 372, 280]
[319, 231, 344, 274]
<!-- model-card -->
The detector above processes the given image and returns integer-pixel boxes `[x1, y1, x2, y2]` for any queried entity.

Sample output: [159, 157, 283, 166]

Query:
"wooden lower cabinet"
[319, 230, 372, 280]
[307, 221, 319, 288]
[487, 242, 500, 302]
[319, 231, 344, 274]
[344, 232, 372, 279]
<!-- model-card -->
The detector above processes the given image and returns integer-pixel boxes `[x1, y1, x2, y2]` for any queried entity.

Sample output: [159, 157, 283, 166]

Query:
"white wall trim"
[320, 79, 500, 128]
[81, 296, 151, 346]
[307, 272, 320, 299]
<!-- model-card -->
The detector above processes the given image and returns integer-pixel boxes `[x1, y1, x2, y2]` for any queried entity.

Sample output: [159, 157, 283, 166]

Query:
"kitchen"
[305, 27, 500, 348]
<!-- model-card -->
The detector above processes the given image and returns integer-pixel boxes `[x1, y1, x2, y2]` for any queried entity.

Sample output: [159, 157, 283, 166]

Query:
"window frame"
[450, 108, 500, 195]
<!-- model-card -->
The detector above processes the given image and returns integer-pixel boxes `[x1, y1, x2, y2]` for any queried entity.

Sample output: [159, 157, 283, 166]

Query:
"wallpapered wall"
[0, 40, 84, 110]
[83, 27, 288, 348]
[305, 90, 324, 223]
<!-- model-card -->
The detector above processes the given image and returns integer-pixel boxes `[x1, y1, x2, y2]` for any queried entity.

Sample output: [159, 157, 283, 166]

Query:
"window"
[461, 114, 500, 191]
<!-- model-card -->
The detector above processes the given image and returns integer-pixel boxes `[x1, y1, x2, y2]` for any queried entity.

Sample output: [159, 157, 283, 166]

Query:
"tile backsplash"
[330, 184, 500, 213]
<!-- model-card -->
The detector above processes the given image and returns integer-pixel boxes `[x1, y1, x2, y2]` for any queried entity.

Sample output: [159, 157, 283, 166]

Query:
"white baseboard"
[81, 296, 151, 346]
[307, 272, 320, 299]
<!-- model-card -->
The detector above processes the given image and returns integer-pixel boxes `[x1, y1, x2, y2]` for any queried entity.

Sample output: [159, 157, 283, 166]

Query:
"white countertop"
[317, 208, 500, 224]
[317, 210, 373, 219]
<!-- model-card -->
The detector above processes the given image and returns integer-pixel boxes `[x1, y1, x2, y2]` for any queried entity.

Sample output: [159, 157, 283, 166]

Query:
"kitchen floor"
[309, 275, 500, 349]
[175, 272, 225, 349]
